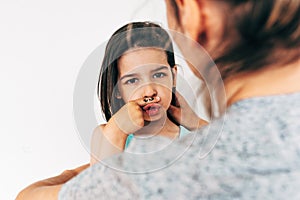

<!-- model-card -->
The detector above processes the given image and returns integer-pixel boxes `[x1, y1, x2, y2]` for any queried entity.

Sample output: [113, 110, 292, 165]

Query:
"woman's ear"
[172, 0, 224, 51]
[174, 0, 203, 41]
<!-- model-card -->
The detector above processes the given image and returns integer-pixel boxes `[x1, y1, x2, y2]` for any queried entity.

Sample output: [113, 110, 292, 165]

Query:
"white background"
[0, 0, 168, 199]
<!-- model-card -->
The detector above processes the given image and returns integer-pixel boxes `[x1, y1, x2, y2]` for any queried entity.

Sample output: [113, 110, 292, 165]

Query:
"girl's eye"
[125, 78, 138, 85]
[153, 72, 167, 79]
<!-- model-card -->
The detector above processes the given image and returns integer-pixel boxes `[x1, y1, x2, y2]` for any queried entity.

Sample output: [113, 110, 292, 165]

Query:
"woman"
[17, 0, 300, 199]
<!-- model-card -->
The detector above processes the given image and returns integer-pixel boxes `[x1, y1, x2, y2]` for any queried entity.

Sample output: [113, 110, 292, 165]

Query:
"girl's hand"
[90, 96, 160, 165]
[168, 91, 208, 131]
[112, 96, 161, 134]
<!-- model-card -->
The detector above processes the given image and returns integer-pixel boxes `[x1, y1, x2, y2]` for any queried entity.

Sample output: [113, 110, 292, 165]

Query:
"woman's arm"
[16, 164, 89, 200]
[168, 91, 208, 131]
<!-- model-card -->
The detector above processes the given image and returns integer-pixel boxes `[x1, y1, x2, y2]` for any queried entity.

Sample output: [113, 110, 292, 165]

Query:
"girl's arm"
[16, 164, 89, 200]
[90, 122, 128, 165]
[90, 100, 144, 165]
[90, 96, 161, 165]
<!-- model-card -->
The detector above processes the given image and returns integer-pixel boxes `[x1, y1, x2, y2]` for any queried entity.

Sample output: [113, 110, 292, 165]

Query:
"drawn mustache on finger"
[143, 97, 154, 103]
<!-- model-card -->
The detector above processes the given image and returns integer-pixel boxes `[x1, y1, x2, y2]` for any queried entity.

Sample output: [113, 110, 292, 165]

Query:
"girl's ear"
[115, 89, 122, 99]
[172, 65, 178, 86]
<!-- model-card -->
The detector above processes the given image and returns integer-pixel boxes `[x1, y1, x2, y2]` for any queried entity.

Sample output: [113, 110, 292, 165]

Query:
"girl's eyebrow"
[119, 66, 169, 81]
[151, 66, 169, 72]
[119, 73, 138, 81]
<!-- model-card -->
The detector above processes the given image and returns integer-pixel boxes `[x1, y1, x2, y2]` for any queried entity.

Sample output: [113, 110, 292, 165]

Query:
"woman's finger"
[174, 91, 192, 108]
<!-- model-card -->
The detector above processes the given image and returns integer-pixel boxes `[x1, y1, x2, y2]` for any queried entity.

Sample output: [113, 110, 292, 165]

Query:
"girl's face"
[117, 48, 176, 121]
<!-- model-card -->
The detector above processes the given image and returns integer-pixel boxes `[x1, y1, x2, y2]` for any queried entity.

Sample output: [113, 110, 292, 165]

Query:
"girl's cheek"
[120, 86, 135, 100]
[127, 90, 141, 102]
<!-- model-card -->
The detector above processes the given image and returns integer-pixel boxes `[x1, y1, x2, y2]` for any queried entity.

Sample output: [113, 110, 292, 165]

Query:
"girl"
[90, 22, 204, 165]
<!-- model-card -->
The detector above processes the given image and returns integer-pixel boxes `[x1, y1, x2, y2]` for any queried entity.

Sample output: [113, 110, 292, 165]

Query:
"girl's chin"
[143, 112, 165, 122]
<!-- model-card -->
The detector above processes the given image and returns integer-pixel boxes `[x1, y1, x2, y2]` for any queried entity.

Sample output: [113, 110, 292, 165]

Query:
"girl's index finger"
[135, 96, 161, 106]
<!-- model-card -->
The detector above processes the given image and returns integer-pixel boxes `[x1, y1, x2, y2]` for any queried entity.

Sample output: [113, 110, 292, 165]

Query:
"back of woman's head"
[98, 22, 175, 121]
[217, 0, 300, 80]
[170, 0, 300, 80]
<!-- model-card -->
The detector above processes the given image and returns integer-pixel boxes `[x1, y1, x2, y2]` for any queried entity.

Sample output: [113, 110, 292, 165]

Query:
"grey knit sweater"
[60, 92, 300, 200]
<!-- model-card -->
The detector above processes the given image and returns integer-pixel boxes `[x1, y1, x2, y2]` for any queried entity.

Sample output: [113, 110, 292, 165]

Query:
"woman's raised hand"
[168, 91, 208, 131]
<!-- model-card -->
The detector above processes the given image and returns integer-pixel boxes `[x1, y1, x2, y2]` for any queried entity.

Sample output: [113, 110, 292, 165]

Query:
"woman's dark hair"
[169, 0, 300, 80]
[98, 22, 176, 121]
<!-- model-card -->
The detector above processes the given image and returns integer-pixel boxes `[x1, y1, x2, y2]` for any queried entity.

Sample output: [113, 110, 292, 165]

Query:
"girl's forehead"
[118, 48, 169, 74]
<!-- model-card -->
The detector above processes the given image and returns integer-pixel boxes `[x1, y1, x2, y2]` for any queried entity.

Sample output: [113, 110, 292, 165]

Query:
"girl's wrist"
[104, 118, 129, 147]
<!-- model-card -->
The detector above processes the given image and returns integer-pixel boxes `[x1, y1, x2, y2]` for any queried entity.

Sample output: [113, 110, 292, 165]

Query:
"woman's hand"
[168, 91, 208, 131]
[16, 164, 89, 200]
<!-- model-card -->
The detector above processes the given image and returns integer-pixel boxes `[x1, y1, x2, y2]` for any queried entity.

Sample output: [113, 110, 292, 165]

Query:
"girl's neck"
[134, 117, 180, 139]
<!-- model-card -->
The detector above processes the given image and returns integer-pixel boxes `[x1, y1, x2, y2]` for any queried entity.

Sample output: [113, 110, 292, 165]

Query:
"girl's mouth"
[142, 103, 161, 116]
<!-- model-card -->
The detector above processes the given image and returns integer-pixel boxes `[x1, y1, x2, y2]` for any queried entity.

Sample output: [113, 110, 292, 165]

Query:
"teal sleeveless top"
[125, 126, 190, 148]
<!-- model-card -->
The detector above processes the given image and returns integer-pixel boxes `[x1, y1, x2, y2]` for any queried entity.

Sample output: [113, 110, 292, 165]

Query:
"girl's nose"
[142, 84, 157, 98]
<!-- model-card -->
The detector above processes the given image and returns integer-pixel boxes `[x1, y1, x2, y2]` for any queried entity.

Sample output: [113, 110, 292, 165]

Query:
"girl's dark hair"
[98, 22, 176, 121]
[170, 0, 300, 81]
